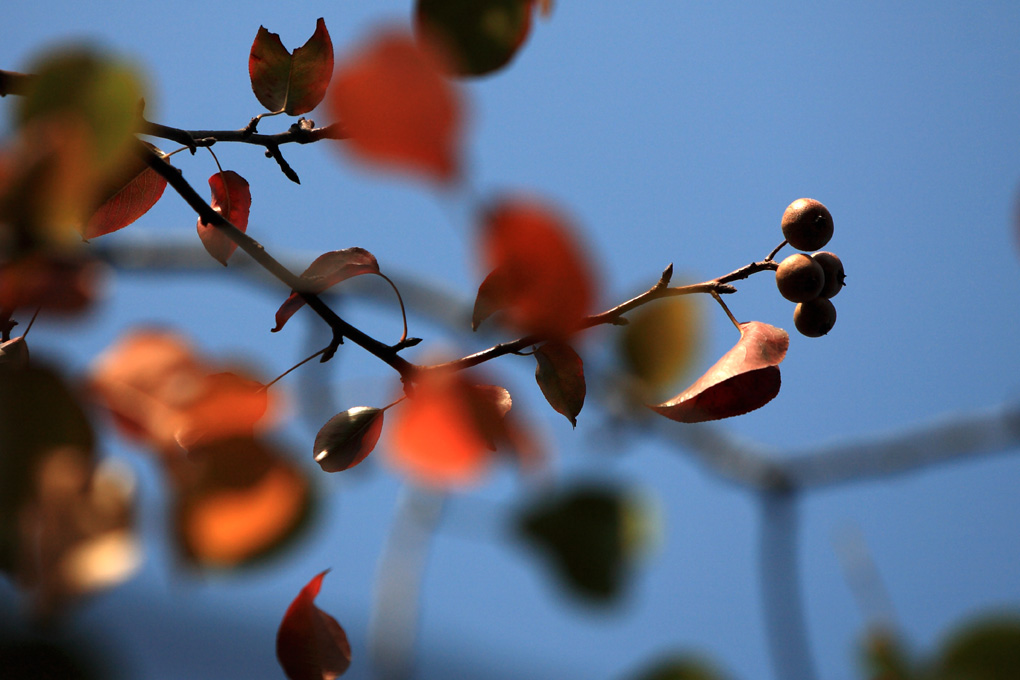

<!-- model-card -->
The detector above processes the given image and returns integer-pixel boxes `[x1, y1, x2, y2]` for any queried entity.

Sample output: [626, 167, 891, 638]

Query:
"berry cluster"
[774, 198, 844, 337]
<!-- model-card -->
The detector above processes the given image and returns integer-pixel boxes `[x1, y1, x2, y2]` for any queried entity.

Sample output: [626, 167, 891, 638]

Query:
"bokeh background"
[3, 2, 1020, 679]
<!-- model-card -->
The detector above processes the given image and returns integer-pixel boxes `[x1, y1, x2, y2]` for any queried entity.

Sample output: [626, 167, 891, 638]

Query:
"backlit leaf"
[650, 322, 788, 423]
[480, 197, 596, 338]
[16, 47, 146, 180]
[173, 437, 312, 568]
[249, 18, 334, 115]
[197, 170, 251, 266]
[272, 248, 381, 332]
[415, 0, 534, 77]
[83, 142, 167, 238]
[534, 341, 585, 427]
[276, 571, 351, 680]
[313, 406, 384, 473]
[387, 372, 512, 488]
[89, 329, 279, 453]
[619, 296, 702, 399]
[329, 29, 462, 182]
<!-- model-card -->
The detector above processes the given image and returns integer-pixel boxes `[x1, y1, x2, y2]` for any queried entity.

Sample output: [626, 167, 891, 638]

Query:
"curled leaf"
[313, 406, 384, 473]
[84, 142, 167, 238]
[276, 571, 351, 680]
[329, 29, 462, 182]
[0, 336, 30, 369]
[249, 18, 334, 115]
[197, 170, 251, 266]
[650, 321, 789, 423]
[272, 248, 380, 332]
[471, 266, 512, 331]
[534, 341, 585, 427]
[480, 197, 596, 338]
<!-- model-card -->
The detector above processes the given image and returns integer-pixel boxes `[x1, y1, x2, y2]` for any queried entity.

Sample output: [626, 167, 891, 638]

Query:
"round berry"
[775, 253, 824, 303]
[781, 198, 833, 251]
[794, 298, 837, 337]
[811, 251, 845, 299]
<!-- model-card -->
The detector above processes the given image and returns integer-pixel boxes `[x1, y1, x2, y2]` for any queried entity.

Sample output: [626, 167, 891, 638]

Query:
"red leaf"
[276, 571, 351, 680]
[650, 321, 789, 423]
[328, 29, 462, 182]
[0, 254, 102, 314]
[197, 171, 251, 266]
[272, 248, 380, 332]
[480, 197, 596, 338]
[249, 18, 334, 116]
[83, 143, 167, 238]
[471, 266, 512, 331]
[534, 341, 586, 427]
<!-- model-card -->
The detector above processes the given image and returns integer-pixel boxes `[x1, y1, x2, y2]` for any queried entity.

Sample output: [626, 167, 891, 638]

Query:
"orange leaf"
[83, 142, 167, 239]
[480, 197, 596, 337]
[329, 29, 462, 182]
[89, 329, 278, 452]
[173, 438, 311, 568]
[388, 373, 512, 488]
[197, 170, 251, 266]
[650, 321, 789, 423]
[276, 571, 351, 680]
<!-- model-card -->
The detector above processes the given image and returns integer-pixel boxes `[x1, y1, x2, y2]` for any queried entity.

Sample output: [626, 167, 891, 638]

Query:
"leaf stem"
[711, 291, 742, 332]
[263, 347, 327, 390]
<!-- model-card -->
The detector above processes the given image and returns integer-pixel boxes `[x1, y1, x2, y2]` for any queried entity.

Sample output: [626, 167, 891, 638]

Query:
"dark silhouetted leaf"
[314, 407, 384, 472]
[0, 336, 30, 369]
[931, 616, 1020, 680]
[272, 248, 380, 332]
[480, 197, 596, 338]
[276, 571, 351, 680]
[415, 0, 534, 77]
[83, 142, 167, 238]
[629, 654, 730, 680]
[651, 321, 788, 423]
[517, 484, 648, 602]
[197, 170, 251, 265]
[471, 266, 512, 331]
[329, 29, 462, 182]
[249, 18, 334, 115]
[534, 341, 585, 427]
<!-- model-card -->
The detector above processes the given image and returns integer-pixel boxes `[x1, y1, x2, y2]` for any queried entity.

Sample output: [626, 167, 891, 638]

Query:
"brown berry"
[781, 198, 833, 251]
[775, 253, 824, 303]
[794, 298, 836, 337]
[811, 251, 845, 299]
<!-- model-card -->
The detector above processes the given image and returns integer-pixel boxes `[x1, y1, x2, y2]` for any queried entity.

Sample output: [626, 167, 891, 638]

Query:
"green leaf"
[628, 654, 730, 680]
[930, 616, 1020, 680]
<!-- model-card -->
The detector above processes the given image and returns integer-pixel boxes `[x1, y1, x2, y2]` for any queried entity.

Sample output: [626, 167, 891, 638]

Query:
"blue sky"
[4, 2, 1020, 679]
